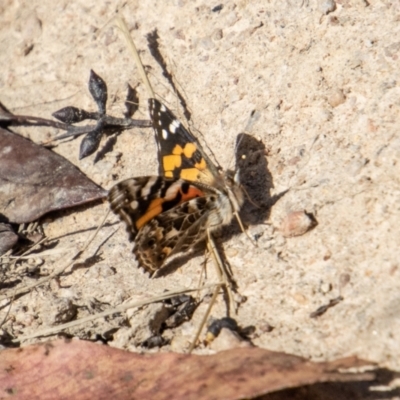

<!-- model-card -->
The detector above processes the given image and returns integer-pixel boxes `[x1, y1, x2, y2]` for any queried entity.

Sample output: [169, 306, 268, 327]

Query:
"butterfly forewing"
[149, 98, 218, 184]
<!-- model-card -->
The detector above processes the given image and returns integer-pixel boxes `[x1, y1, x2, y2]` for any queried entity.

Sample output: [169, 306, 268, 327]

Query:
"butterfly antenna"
[115, 16, 155, 99]
[227, 131, 245, 171]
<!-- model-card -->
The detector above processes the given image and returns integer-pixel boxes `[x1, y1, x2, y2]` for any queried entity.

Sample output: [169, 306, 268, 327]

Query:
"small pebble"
[339, 273, 351, 288]
[260, 322, 274, 333]
[212, 29, 223, 41]
[319, 0, 336, 15]
[320, 282, 332, 294]
[292, 292, 308, 305]
[280, 211, 315, 238]
[210, 328, 251, 352]
[328, 89, 346, 107]
[225, 248, 238, 257]
[27, 257, 44, 267]
[20, 14, 42, 41]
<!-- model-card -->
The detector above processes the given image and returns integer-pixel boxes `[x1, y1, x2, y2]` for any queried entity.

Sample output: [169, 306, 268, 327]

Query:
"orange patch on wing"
[182, 143, 197, 158]
[163, 247, 172, 257]
[181, 186, 205, 202]
[136, 198, 163, 229]
[135, 185, 204, 230]
[163, 155, 182, 173]
[180, 168, 200, 181]
[171, 143, 197, 158]
[172, 144, 183, 155]
[195, 158, 207, 170]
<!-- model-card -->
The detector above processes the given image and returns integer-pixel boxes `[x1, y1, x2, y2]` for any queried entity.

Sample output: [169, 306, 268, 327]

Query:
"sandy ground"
[1, 0, 400, 389]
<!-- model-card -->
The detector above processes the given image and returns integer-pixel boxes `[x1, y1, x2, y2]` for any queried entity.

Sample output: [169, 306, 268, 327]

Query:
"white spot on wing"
[160, 104, 167, 112]
[130, 200, 139, 209]
[162, 129, 168, 139]
[165, 228, 179, 240]
[169, 119, 180, 133]
[142, 176, 158, 197]
[165, 181, 184, 198]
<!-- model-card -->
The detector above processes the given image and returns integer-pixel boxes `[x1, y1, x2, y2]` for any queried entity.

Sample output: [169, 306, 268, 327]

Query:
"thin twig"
[1, 105, 151, 145]
[188, 284, 221, 353]
[115, 17, 155, 98]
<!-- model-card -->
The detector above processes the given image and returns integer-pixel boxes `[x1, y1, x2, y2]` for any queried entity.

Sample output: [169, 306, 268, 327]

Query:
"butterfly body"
[108, 98, 243, 275]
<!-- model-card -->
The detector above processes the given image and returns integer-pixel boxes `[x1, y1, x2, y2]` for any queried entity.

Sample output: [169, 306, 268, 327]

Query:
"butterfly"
[108, 98, 244, 275]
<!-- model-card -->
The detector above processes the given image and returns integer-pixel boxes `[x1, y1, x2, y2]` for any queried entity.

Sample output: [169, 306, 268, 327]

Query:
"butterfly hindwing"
[134, 196, 215, 273]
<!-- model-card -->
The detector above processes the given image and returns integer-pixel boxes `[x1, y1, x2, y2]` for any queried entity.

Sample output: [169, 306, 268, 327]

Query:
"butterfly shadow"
[215, 133, 286, 310]
[222, 132, 286, 240]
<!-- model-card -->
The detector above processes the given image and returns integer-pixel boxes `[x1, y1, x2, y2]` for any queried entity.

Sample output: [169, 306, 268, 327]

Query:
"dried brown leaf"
[0, 128, 106, 223]
[0, 339, 375, 400]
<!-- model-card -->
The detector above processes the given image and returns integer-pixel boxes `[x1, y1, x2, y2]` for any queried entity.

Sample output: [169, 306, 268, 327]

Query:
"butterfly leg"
[206, 229, 237, 316]
[188, 229, 237, 352]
